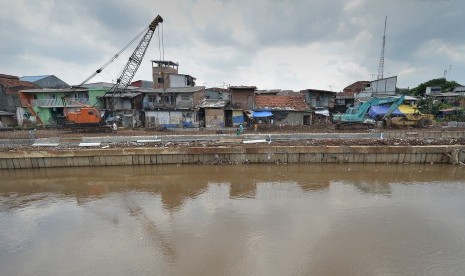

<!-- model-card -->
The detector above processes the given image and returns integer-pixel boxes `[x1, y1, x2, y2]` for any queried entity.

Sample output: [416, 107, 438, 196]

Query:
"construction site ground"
[0, 124, 464, 152]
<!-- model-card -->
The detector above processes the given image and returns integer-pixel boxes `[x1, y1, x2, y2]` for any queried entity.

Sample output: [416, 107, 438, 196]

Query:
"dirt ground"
[0, 124, 464, 151]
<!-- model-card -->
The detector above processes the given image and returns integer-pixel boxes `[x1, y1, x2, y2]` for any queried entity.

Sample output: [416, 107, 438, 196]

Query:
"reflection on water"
[1, 164, 465, 275]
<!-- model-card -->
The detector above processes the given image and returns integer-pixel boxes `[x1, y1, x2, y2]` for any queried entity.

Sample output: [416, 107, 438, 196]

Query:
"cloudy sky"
[1, 0, 463, 91]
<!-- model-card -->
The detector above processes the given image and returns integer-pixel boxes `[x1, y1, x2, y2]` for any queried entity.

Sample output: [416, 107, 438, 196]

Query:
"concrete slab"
[136, 139, 162, 143]
[78, 142, 101, 147]
[32, 143, 59, 147]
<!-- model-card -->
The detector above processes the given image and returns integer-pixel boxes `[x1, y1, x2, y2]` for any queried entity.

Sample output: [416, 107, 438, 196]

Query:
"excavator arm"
[382, 95, 405, 120]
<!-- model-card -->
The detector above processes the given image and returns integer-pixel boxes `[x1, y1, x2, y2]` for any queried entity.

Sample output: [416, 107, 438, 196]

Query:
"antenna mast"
[377, 16, 387, 80]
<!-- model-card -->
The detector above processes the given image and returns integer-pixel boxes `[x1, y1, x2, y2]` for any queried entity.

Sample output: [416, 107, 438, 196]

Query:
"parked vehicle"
[385, 111, 434, 128]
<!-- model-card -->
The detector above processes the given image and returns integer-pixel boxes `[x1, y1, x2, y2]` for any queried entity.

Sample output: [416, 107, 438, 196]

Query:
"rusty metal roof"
[198, 99, 229, 108]
[0, 74, 36, 94]
[102, 92, 141, 98]
[254, 95, 310, 111]
[137, 86, 205, 93]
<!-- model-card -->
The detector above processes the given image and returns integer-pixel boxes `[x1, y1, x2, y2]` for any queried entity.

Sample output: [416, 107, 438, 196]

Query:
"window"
[335, 99, 345, 105]
[148, 95, 158, 103]
[180, 95, 190, 101]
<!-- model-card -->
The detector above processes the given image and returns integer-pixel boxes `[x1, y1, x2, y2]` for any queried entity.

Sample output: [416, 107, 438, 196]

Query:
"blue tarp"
[368, 105, 403, 119]
[253, 111, 273, 118]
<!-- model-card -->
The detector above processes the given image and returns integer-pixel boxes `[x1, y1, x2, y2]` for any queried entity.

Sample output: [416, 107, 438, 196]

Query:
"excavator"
[61, 15, 163, 129]
[384, 107, 434, 128]
[332, 96, 405, 130]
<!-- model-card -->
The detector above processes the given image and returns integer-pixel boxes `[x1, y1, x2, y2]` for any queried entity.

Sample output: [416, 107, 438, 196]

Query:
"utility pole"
[377, 16, 387, 80]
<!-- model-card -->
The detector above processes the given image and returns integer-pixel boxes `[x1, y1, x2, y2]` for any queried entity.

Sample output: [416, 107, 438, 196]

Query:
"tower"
[377, 16, 387, 80]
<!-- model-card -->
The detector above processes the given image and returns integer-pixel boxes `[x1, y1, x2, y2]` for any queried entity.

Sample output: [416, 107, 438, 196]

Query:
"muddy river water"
[1, 164, 465, 275]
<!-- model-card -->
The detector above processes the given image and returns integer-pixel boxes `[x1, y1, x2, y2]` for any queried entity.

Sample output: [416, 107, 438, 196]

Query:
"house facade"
[197, 99, 229, 128]
[141, 86, 205, 128]
[300, 89, 336, 110]
[18, 87, 101, 126]
[0, 74, 36, 114]
[229, 86, 256, 126]
[357, 76, 397, 101]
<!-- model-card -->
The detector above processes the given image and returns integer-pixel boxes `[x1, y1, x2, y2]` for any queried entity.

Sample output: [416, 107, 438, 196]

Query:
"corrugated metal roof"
[20, 75, 52, 82]
[230, 85, 257, 90]
[20, 88, 88, 93]
[198, 99, 229, 108]
[0, 110, 15, 116]
[102, 92, 141, 98]
[0, 75, 36, 92]
[138, 86, 205, 93]
[81, 82, 115, 89]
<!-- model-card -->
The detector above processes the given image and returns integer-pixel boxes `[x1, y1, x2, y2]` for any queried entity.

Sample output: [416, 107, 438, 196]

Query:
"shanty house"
[141, 86, 205, 128]
[102, 91, 143, 128]
[197, 99, 229, 128]
[300, 89, 336, 124]
[427, 92, 463, 106]
[300, 89, 336, 110]
[335, 81, 371, 113]
[18, 88, 96, 126]
[20, 75, 69, 89]
[229, 86, 256, 126]
[152, 60, 196, 89]
[253, 94, 312, 125]
[131, 80, 154, 89]
[0, 74, 36, 114]
[334, 91, 356, 113]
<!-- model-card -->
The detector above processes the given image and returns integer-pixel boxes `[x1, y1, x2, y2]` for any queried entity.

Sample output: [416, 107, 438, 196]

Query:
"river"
[1, 164, 465, 275]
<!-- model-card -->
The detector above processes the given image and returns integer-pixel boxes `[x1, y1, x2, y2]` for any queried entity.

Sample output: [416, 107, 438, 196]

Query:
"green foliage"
[408, 78, 462, 96]
[417, 97, 439, 114]
[446, 109, 465, 122]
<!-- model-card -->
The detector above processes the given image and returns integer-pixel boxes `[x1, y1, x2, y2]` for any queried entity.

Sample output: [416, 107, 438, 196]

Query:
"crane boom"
[61, 15, 164, 130]
[106, 15, 163, 112]
[113, 15, 163, 93]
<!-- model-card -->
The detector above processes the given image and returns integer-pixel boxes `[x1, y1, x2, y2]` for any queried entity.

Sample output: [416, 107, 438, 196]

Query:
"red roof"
[336, 91, 356, 99]
[0, 74, 36, 94]
[255, 95, 310, 111]
[343, 81, 369, 93]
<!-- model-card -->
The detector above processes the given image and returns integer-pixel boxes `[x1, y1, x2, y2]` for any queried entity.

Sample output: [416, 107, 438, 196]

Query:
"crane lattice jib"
[113, 15, 163, 94]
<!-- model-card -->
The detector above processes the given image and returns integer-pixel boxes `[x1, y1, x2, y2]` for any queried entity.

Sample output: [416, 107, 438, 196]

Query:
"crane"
[62, 15, 163, 129]
[106, 15, 164, 112]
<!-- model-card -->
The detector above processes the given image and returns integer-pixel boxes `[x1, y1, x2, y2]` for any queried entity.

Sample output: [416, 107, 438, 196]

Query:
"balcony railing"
[146, 102, 176, 109]
[29, 98, 90, 107]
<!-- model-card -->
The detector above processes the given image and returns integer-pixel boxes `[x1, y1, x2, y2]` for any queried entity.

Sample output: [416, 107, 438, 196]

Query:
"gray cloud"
[0, 0, 463, 91]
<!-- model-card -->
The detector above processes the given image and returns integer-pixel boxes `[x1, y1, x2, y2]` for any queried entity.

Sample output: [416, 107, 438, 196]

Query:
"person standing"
[239, 123, 244, 134]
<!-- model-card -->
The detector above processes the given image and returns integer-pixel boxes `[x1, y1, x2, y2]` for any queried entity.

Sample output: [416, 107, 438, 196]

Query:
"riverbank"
[1, 127, 464, 169]
[1, 144, 464, 169]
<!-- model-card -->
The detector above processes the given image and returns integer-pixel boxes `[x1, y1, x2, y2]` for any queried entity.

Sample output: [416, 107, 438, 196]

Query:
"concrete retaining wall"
[382, 130, 465, 139]
[1, 145, 465, 169]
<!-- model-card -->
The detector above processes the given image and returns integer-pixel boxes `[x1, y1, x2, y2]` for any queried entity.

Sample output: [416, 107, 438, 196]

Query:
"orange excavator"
[62, 15, 163, 128]
[62, 98, 102, 126]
